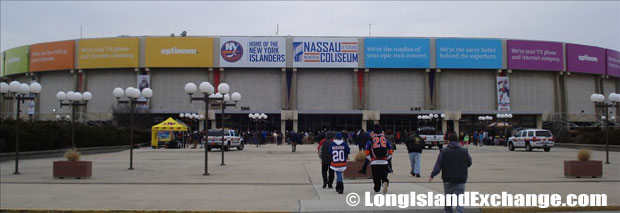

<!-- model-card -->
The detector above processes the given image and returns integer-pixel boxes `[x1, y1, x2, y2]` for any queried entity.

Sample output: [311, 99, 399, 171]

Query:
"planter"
[564, 160, 602, 178]
[53, 161, 92, 179]
[344, 161, 372, 179]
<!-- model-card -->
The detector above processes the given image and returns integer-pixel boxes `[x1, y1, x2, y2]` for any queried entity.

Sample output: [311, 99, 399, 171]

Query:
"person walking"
[473, 131, 478, 146]
[290, 131, 298, 152]
[365, 124, 393, 194]
[405, 131, 424, 177]
[429, 134, 473, 213]
[356, 129, 369, 151]
[318, 132, 334, 189]
[329, 132, 350, 194]
[386, 129, 397, 151]
[464, 134, 470, 147]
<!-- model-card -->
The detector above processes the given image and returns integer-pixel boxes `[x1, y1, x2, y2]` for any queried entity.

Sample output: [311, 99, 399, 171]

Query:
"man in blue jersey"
[329, 132, 350, 194]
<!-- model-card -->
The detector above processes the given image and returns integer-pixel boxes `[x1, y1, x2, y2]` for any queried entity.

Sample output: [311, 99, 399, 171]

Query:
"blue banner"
[436, 39, 502, 69]
[365, 38, 430, 68]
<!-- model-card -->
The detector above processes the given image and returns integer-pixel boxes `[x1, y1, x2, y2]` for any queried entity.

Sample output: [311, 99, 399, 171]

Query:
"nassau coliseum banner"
[219, 37, 286, 67]
[293, 38, 358, 68]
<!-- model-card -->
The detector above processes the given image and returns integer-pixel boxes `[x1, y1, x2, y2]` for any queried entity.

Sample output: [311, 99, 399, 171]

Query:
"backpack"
[371, 133, 389, 158]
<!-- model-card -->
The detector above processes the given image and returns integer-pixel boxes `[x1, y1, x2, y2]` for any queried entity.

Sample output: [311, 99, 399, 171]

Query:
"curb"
[554, 143, 620, 152]
[0, 209, 291, 213]
[0, 145, 130, 161]
[480, 205, 620, 212]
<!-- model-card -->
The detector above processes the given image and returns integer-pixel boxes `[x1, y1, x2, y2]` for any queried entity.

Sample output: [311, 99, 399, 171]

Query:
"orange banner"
[30, 40, 75, 72]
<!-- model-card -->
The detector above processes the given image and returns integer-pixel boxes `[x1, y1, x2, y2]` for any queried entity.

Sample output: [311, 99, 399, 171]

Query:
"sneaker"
[382, 182, 389, 194]
[322, 183, 327, 188]
[416, 174, 421, 178]
[328, 184, 333, 189]
[410, 172, 416, 176]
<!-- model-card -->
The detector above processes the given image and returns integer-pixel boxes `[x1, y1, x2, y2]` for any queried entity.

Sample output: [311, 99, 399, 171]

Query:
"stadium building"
[1, 36, 619, 136]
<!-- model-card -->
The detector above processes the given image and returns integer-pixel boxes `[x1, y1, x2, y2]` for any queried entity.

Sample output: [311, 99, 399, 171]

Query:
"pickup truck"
[417, 127, 444, 149]
[206, 129, 244, 151]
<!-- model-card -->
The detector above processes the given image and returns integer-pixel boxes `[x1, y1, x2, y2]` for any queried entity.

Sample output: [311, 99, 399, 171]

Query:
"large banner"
[364, 38, 430, 68]
[3, 45, 29, 76]
[436, 39, 502, 69]
[137, 74, 150, 109]
[145, 37, 213, 67]
[220, 37, 286, 67]
[30, 40, 75, 72]
[497, 76, 510, 111]
[78, 38, 139, 69]
[566, 43, 605, 75]
[507, 40, 563, 71]
[293, 38, 358, 68]
[607, 49, 620, 78]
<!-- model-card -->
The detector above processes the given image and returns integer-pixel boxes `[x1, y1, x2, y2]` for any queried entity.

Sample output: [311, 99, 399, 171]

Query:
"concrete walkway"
[1, 144, 619, 212]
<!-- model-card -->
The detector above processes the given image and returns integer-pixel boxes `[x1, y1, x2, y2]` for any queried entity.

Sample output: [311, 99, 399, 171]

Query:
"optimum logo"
[578, 54, 598, 62]
[221, 41, 243, 62]
[160, 47, 198, 55]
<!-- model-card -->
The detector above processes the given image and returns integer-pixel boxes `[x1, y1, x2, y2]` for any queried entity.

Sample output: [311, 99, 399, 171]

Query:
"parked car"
[417, 126, 444, 149]
[206, 129, 244, 151]
[507, 129, 554, 152]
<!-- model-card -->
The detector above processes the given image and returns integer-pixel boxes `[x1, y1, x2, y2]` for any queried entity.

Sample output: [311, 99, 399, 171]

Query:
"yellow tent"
[151, 117, 189, 148]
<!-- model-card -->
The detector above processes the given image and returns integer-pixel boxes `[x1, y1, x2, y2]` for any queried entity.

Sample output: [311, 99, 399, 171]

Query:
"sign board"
[364, 38, 430, 68]
[507, 40, 563, 71]
[497, 76, 510, 111]
[78, 38, 139, 69]
[145, 37, 213, 67]
[436, 39, 502, 69]
[30, 40, 75, 72]
[566, 43, 605, 75]
[606, 49, 620, 78]
[219, 37, 286, 67]
[292, 38, 358, 68]
[4, 45, 30, 76]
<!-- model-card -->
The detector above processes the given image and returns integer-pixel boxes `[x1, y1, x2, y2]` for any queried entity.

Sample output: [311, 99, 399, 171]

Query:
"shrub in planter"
[344, 151, 372, 178]
[564, 149, 602, 178]
[53, 149, 92, 179]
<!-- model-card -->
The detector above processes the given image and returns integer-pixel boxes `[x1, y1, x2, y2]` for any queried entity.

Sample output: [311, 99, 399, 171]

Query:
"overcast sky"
[1, 1, 619, 52]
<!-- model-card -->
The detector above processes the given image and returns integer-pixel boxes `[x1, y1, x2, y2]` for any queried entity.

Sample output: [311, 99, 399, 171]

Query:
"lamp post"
[496, 113, 513, 146]
[185, 81, 215, 175]
[217, 83, 240, 166]
[590, 93, 620, 164]
[1, 81, 42, 175]
[249, 113, 267, 147]
[113, 87, 153, 170]
[478, 115, 493, 145]
[56, 90, 92, 150]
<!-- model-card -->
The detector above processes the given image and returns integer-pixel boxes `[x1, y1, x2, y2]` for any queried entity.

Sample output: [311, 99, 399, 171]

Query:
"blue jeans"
[443, 183, 466, 213]
[408, 152, 421, 174]
[336, 171, 343, 182]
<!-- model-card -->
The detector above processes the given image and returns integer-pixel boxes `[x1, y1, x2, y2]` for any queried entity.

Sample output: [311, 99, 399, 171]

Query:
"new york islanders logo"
[221, 41, 243, 62]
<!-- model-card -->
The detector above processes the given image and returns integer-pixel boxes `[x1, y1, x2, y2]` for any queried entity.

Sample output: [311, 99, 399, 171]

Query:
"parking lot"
[1, 144, 619, 212]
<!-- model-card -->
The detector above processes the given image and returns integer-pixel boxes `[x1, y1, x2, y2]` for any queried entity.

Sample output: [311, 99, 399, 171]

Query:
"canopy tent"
[151, 117, 189, 148]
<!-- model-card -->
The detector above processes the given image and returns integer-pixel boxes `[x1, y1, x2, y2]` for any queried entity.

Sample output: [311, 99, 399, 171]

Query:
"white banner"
[137, 75, 150, 109]
[219, 37, 286, 67]
[293, 38, 359, 68]
[497, 76, 510, 111]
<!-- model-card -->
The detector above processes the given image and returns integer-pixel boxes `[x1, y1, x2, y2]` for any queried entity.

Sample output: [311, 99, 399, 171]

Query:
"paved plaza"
[1, 144, 619, 212]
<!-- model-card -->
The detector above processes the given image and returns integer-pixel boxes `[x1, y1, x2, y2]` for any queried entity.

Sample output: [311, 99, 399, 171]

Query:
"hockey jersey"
[365, 132, 394, 165]
[329, 139, 350, 172]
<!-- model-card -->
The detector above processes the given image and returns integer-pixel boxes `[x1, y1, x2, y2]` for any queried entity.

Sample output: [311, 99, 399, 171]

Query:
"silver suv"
[508, 129, 554, 152]
[206, 129, 244, 151]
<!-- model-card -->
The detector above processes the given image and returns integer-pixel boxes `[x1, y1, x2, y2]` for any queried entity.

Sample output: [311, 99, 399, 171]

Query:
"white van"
[507, 129, 554, 152]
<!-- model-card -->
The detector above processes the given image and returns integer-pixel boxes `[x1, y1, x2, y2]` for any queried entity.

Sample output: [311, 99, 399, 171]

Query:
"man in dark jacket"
[405, 132, 425, 177]
[318, 132, 334, 188]
[429, 134, 472, 213]
[356, 129, 369, 151]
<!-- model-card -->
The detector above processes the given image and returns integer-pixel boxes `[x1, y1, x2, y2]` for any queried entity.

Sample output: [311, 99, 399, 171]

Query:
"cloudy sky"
[1, 1, 619, 52]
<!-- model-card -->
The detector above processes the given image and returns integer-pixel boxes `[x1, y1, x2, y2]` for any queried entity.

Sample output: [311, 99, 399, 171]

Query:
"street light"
[1, 81, 42, 174]
[209, 83, 241, 166]
[249, 113, 267, 147]
[57, 90, 92, 150]
[185, 81, 215, 175]
[590, 93, 620, 164]
[113, 87, 153, 170]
